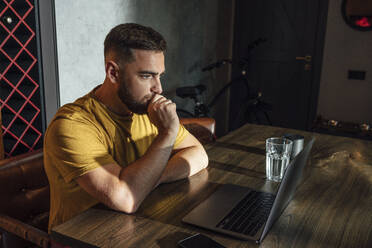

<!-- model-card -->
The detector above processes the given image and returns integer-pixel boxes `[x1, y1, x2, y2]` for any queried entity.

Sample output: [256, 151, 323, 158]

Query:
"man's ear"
[105, 60, 120, 83]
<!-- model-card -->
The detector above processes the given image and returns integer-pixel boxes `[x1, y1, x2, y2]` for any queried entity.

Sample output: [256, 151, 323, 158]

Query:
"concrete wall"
[54, 0, 234, 135]
[317, 0, 372, 124]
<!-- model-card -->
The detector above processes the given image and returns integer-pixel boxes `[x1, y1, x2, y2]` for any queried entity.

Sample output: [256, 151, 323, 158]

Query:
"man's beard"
[117, 82, 153, 114]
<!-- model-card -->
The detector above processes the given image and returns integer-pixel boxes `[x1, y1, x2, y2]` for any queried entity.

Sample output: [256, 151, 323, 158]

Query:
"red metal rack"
[0, 0, 44, 158]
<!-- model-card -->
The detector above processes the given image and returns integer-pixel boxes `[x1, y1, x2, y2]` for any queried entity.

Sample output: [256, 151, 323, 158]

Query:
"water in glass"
[266, 152, 290, 182]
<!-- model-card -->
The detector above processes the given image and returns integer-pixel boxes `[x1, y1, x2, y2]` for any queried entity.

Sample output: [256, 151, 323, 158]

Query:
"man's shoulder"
[44, 93, 107, 150]
[44, 94, 105, 141]
[53, 92, 100, 123]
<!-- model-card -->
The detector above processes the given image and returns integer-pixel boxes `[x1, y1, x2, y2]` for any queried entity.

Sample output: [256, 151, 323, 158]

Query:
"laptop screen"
[260, 138, 315, 242]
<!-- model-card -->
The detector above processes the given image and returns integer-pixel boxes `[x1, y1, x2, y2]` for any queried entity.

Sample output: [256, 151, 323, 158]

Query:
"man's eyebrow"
[138, 71, 166, 76]
[138, 71, 159, 75]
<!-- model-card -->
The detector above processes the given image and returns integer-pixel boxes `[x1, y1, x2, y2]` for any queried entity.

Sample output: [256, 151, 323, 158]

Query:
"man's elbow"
[112, 187, 140, 214]
[121, 199, 139, 214]
[200, 148, 209, 169]
[193, 146, 209, 172]
[122, 204, 139, 214]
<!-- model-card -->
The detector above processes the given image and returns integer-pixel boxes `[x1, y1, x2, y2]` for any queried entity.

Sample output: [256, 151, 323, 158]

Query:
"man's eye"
[140, 74, 152, 79]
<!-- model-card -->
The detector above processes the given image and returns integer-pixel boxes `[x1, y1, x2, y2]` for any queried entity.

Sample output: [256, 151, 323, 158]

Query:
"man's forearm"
[118, 132, 176, 211]
[158, 144, 208, 184]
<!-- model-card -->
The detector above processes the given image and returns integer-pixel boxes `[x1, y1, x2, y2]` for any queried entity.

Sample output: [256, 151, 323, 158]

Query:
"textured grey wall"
[55, 0, 233, 135]
[317, 0, 372, 123]
[55, 0, 134, 104]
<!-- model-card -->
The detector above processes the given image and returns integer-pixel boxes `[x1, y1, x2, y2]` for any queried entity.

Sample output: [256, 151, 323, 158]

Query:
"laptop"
[182, 138, 315, 243]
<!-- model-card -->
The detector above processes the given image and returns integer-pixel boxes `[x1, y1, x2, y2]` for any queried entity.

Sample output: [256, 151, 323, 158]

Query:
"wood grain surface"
[51, 124, 372, 248]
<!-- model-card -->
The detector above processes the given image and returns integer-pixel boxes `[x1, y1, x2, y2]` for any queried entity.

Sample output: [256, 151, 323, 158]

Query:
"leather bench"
[0, 149, 50, 248]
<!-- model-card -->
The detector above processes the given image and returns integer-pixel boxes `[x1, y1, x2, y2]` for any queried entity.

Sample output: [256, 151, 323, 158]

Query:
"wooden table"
[51, 124, 372, 248]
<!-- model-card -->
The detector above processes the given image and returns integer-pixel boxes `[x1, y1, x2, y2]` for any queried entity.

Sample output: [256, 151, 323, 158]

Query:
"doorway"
[230, 0, 329, 131]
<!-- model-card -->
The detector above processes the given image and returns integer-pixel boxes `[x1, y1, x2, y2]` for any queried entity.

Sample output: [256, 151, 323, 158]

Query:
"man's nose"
[151, 78, 162, 94]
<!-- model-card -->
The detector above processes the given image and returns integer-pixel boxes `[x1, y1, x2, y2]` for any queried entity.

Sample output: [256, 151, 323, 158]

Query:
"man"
[44, 23, 208, 232]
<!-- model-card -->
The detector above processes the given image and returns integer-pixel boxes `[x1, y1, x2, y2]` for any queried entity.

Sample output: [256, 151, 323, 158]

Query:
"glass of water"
[266, 137, 293, 182]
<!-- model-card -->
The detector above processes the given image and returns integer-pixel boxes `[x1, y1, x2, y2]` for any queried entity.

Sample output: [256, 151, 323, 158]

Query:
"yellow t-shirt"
[44, 88, 188, 232]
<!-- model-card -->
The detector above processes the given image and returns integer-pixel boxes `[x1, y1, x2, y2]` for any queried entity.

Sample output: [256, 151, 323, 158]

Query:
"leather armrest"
[180, 117, 216, 135]
[0, 214, 50, 248]
[180, 118, 216, 144]
[0, 149, 43, 168]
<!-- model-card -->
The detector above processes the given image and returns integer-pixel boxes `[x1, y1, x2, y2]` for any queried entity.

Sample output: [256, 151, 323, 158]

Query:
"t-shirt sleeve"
[174, 123, 190, 148]
[44, 117, 115, 183]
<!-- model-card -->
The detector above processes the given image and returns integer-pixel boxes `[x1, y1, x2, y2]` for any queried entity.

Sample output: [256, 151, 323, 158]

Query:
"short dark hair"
[104, 23, 167, 64]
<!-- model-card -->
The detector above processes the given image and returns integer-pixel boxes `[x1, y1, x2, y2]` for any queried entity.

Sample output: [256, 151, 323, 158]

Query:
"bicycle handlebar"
[201, 59, 232, 72]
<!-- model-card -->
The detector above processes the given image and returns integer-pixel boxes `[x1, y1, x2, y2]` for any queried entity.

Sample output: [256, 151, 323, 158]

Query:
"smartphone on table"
[178, 233, 226, 248]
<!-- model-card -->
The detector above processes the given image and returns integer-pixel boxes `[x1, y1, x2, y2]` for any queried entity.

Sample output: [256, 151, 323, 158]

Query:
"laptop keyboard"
[216, 190, 275, 236]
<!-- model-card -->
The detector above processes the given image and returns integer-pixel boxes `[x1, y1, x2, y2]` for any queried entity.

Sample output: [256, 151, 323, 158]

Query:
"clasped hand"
[147, 95, 179, 137]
